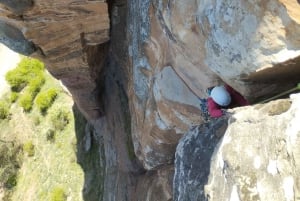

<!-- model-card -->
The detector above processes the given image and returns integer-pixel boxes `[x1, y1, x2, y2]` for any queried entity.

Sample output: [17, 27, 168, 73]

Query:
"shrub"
[46, 129, 55, 142]
[5, 70, 28, 92]
[0, 142, 22, 199]
[33, 115, 41, 126]
[0, 100, 10, 119]
[50, 187, 67, 201]
[10, 92, 19, 103]
[23, 141, 35, 157]
[19, 92, 34, 112]
[36, 88, 58, 113]
[5, 174, 18, 189]
[6, 57, 45, 112]
[5, 57, 45, 92]
[49, 107, 70, 131]
[18, 75, 45, 112]
[0, 143, 22, 169]
[27, 75, 45, 96]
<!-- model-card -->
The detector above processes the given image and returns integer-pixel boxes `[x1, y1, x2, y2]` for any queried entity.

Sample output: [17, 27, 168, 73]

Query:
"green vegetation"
[73, 106, 105, 201]
[0, 100, 10, 119]
[0, 142, 22, 200]
[46, 128, 55, 142]
[10, 92, 19, 103]
[0, 57, 85, 201]
[27, 76, 45, 94]
[23, 141, 35, 157]
[18, 91, 34, 112]
[50, 187, 67, 201]
[35, 88, 58, 113]
[5, 58, 44, 92]
[5, 57, 45, 112]
[18, 75, 45, 112]
[49, 107, 71, 131]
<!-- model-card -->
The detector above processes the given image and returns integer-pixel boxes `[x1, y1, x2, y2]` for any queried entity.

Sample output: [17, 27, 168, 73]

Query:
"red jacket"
[207, 85, 249, 118]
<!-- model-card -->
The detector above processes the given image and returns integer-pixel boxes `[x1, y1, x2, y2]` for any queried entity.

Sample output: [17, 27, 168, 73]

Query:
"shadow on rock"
[173, 116, 228, 201]
[73, 105, 105, 201]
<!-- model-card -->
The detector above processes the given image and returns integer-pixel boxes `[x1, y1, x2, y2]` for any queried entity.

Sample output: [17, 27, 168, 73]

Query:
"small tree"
[10, 92, 19, 103]
[36, 88, 58, 113]
[5, 57, 44, 92]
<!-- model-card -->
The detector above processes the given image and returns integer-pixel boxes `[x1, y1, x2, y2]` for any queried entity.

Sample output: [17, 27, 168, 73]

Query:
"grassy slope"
[0, 72, 85, 201]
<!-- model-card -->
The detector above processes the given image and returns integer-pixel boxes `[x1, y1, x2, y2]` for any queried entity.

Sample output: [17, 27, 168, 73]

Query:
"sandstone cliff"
[1, 0, 300, 200]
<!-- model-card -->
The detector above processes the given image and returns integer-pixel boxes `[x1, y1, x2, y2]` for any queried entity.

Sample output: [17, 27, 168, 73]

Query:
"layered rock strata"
[0, 0, 109, 120]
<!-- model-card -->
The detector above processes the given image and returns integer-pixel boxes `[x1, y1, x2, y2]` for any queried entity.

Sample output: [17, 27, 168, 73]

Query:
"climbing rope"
[259, 82, 300, 104]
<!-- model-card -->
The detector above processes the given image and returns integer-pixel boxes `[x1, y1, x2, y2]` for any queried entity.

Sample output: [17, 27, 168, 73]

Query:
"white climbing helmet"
[210, 86, 231, 106]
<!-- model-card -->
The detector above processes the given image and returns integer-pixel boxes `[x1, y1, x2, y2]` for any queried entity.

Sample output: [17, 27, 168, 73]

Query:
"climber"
[207, 85, 249, 118]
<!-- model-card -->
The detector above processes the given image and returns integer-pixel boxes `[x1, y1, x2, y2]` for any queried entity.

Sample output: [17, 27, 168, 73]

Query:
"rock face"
[138, 0, 300, 103]
[128, 0, 300, 170]
[1, 0, 300, 200]
[174, 94, 300, 201]
[0, 0, 33, 14]
[0, 0, 109, 120]
[131, 64, 203, 169]
[173, 117, 228, 201]
[201, 0, 300, 99]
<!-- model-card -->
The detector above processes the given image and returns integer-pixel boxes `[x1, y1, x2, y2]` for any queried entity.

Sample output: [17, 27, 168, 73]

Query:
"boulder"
[174, 93, 300, 201]
[173, 117, 228, 201]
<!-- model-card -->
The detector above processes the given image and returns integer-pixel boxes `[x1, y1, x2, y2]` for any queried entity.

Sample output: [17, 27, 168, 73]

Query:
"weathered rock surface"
[131, 64, 204, 169]
[128, 0, 206, 170]
[135, 166, 174, 201]
[174, 93, 300, 201]
[1, 0, 300, 200]
[0, 0, 33, 14]
[129, 0, 300, 170]
[174, 117, 228, 201]
[0, 0, 110, 120]
[145, 0, 300, 101]
[201, 0, 300, 99]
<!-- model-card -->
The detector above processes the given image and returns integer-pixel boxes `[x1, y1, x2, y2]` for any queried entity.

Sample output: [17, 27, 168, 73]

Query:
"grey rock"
[174, 94, 300, 201]
[205, 96, 300, 201]
[173, 117, 228, 201]
[0, 0, 33, 14]
[0, 21, 36, 55]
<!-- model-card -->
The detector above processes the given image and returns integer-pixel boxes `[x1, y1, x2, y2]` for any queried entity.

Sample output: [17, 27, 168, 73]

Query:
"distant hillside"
[0, 57, 85, 201]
